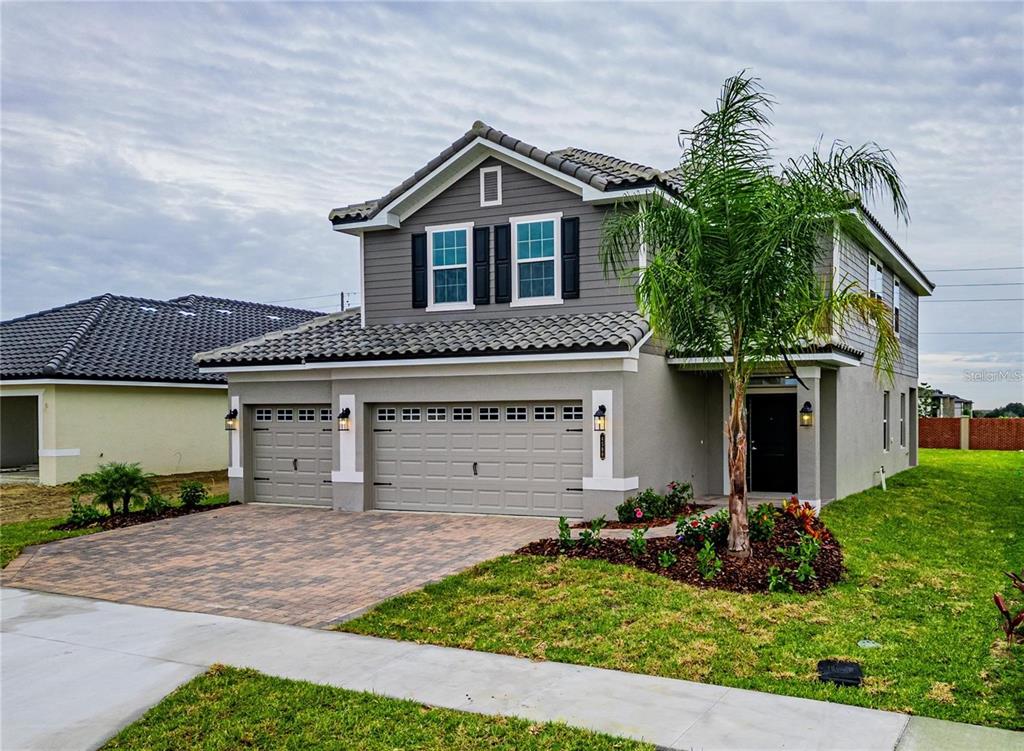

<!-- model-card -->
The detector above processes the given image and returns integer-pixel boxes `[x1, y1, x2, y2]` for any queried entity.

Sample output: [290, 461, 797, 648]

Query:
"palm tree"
[601, 72, 903, 557]
[76, 462, 154, 516]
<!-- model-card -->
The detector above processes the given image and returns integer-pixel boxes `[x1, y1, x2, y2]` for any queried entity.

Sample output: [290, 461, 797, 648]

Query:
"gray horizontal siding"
[363, 156, 636, 325]
[833, 231, 918, 378]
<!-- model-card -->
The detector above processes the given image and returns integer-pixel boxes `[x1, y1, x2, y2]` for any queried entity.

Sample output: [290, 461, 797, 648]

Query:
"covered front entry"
[250, 404, 333, 506]
[746, 393, 797, 494]
[1, 395, 38, 471]
[371, 401, 585, 517]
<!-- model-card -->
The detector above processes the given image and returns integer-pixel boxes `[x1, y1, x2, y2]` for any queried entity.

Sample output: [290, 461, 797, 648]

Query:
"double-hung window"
[426, 223, 473, 311]
[511, 213, 561, 306]
[893, 278, 901, 336]
[868, 254, 885, 300]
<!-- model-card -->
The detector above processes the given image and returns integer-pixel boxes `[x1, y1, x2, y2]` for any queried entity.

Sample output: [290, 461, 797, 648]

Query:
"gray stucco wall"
[1, 395, 38, 468]
[833, 365, 916, 499]
[623, 353, 714, 499]
[362, 156, 637, 325]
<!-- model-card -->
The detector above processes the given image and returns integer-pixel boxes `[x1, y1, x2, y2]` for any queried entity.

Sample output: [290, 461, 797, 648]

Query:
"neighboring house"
[1, 294, 320, 485]
[196, 121, 934, 517]
[929, 389, 973, 418]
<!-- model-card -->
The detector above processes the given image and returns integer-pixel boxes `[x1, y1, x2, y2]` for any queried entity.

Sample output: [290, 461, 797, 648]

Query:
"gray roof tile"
[2, 294, 323, 384]
[195, 310, 650, 367]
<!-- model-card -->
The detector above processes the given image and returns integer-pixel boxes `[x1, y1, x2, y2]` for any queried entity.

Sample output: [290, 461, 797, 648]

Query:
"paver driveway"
[2, 505, 554, 627]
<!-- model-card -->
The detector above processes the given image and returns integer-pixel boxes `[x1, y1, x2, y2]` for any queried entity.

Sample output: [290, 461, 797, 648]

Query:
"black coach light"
[337, 407, 352, 431]
[224, 408, 239, 431]
[799, 401, 814, 427]
[593, 404, 607, 432]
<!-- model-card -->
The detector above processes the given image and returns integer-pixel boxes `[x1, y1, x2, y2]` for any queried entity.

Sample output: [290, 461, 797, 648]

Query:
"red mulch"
[518, 513, 843, 594]
[571, 504, 710, 529]
[52, 502, 239, 532]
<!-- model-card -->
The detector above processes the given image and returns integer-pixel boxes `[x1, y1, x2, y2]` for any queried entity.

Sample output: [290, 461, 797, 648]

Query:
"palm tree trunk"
[121, 494, 131, 516]
[726, 379, 751, 557]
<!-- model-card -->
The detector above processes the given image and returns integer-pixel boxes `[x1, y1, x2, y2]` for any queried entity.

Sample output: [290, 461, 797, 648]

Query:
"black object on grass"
[817, 659, 863, 687]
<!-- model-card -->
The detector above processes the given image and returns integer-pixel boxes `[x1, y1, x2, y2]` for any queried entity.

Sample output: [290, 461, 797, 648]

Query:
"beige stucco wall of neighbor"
[0, 382, 229, 485]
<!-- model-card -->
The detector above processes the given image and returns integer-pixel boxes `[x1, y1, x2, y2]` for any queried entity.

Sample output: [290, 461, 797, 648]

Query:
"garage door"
[372, 401, 585, 516]
[251, 405, 333, 506]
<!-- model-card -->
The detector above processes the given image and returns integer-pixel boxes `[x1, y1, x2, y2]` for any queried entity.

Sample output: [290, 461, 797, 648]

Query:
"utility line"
[263, 291, 358, 304]
[935, 282, 1022, 287]
[919, 331, 1024, 335]
[924, 266, 1023, 272]
[922, 298, 1023, 303]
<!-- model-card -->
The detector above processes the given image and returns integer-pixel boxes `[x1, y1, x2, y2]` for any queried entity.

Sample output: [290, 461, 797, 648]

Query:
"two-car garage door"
[247, 400, 585, 516]
[372, 401, 585, 517]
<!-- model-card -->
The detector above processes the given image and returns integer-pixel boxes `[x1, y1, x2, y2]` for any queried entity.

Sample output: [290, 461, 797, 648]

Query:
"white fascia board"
[848, 209, 932, 296]
[668, 351, 862, 369]
[1, 378, 227, 390]
[200, 348, 643, 375]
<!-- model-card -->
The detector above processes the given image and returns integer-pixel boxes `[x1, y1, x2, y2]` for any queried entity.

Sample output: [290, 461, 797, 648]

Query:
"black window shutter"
[494, 224, 512, 304]
[561, 217, 580, 299]
[411, 233, 427, 308]
[473, 226, 490, 305]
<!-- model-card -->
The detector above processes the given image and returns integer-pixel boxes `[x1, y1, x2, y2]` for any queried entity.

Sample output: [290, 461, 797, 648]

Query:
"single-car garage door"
[251, 404, 333, 506]
[372, 401, 585, 517]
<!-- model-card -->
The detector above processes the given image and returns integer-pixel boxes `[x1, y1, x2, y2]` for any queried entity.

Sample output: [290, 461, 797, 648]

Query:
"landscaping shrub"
[179, 480, 208, 510]
[766, 565, 792, 593]
[748, 503, 776, 542]
[66, 496, 104, 527]
[615, 482, 695, 523]
[657, 550, 677, 568]
[664, 480, 694, 511]
[144, 493, 171, 515]
[777, 532, 822, 583]
[557, 516, 574, 551]
[577, 516, 606, 549]
[676, 509, 729, 547]
[75, 462, 154, 516]
[627, 527, 648, 558]
[994, 569, 1024, 643]
[696, 540, 722, 580]
[783, 496, 822, 540]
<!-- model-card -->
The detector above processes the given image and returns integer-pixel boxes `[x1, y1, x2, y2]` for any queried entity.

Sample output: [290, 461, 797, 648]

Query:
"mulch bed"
[52, 502, 239, 532]
[519, 513, 843, 594]
[571, 504, 710, 529]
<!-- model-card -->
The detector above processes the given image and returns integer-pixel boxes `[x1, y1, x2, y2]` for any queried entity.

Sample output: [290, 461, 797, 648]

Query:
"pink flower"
[690, 520, 699, 528]
[635, 508, 644, 519]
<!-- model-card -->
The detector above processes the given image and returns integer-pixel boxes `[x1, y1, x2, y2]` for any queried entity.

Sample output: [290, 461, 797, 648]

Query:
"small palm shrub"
[76, 463, 154, 516]
[179, 480, 208, 510]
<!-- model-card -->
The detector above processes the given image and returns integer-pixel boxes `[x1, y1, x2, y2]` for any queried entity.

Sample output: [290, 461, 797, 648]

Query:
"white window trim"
[893, 277, 901, 338]
[426, 222, 475, 312]
[882, 390, 890, 453]
[868, 253, 884, 300]
[479, 165, 502, 207]
[509, 211, 563, 308]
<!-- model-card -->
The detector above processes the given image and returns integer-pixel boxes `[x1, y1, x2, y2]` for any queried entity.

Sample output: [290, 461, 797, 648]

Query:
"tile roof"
[195, 309, 650, 367]
[1, 294, 323, 384]
[329, 121, 683, 225]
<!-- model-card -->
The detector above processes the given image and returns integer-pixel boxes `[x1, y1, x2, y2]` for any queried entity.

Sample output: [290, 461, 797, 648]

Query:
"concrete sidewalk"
[3, 588, 1021, 751]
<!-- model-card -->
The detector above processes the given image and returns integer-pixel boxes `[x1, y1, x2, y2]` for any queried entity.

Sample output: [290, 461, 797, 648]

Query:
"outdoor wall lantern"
[337, 407, 352, 431]
[593, 404, 607, 433]
[799, 401, 814, 427]
[224, 408, 239, 431]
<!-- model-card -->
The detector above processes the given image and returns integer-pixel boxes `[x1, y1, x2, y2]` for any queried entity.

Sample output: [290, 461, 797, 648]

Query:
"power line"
[922, 298, 1024, 303]
[936, 282, 1023, 287]
[924, 265, 1024, 272]
[920, 331, 1024, 335]
[263, 291, 359, 304]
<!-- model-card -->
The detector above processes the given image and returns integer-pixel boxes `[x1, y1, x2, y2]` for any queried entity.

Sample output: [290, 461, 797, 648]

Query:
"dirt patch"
[52, 500, 239, 532]
[0, 470, 229, 524]
[518, 514, 844, 594]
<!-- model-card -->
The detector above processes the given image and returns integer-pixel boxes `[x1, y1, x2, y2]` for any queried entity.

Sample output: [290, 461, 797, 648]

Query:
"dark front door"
[747, 394, 797, 493]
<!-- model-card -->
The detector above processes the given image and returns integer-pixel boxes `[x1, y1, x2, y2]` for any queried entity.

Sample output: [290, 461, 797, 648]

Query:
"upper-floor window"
[868, 254, 885, 300]
[427, 223, 474, 312]
[511, 213, 561, 306]
[893, 278, 901, 336]
[479, 166, 502, 207]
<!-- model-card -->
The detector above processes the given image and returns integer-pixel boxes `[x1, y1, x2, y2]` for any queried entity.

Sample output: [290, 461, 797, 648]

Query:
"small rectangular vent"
[480, 166, 502, 207]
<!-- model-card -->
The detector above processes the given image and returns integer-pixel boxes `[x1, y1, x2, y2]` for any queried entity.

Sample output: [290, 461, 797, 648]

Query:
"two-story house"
[197, 121, 933, 517]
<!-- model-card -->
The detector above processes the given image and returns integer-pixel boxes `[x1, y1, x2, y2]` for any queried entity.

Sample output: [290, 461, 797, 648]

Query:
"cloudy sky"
[2, 2, 1021, 407]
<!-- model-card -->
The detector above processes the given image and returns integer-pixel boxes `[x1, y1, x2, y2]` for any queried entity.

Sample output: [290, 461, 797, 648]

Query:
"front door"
[747, 394, 797, 493]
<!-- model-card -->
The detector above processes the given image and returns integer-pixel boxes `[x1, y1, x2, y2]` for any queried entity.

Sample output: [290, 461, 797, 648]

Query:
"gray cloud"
[2, 2, 1021, 406]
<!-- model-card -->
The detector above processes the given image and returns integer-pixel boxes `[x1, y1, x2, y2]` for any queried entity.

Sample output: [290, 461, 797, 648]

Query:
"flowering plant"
[675, 509, 729, 547]
[782, 496, 822, 540]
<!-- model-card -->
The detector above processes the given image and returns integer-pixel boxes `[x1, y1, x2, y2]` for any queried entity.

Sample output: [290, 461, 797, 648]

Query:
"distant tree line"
[975, 402, 1024, 418]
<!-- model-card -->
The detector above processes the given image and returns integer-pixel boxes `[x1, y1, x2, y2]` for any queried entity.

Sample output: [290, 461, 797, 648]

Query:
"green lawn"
[101, 666, 650, 750]
[341, 450, 1024, 730]
[1, 493, 230, 568]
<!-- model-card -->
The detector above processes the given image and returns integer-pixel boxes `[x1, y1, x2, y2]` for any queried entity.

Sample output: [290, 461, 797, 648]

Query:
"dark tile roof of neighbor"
[329, 121, 681, 224]
[1, 294, 323, 384]
[195, 310, 651, 367]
